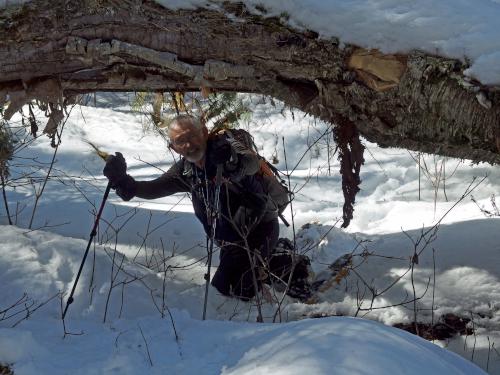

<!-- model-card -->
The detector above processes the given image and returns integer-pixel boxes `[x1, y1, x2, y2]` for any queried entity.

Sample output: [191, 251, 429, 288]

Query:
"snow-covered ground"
[0, 93, 499, 374]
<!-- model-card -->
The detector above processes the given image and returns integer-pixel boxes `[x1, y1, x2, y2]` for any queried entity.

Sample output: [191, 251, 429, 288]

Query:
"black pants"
[211, 218, 280, 300]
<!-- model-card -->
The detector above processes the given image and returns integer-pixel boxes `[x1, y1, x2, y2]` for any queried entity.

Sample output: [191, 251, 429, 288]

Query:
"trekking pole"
[202, 165, 223, 320]
[62, 181, 112, 320]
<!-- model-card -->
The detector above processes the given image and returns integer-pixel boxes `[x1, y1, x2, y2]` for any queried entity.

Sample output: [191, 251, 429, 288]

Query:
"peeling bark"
[335, 118, 365, 228]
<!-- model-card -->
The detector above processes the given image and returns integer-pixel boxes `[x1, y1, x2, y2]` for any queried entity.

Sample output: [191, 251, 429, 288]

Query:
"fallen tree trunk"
[1, 0, 499, 225]
[1, 0, 498, 163]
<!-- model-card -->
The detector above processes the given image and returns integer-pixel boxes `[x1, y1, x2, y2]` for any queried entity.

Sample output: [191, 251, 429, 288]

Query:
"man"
[103, 115, 286, 300]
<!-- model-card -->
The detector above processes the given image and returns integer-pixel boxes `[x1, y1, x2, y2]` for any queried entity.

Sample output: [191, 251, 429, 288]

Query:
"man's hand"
[102, 152, 136, 201]
[103, 152, 127, 188]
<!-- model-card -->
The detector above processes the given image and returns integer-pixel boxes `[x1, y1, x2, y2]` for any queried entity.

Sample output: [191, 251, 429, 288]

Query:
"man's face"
[168, 121, 208, 163]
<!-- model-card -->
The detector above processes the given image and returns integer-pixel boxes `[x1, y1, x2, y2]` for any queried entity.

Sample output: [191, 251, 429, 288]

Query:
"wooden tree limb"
[0, 0, 497, 164]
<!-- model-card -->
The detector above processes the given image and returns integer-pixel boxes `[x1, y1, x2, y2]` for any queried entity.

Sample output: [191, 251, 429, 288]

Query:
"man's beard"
[185, 147, 205, 163]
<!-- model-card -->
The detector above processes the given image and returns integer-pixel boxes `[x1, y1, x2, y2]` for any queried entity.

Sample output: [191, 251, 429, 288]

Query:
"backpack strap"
[212, 128, 292, 227]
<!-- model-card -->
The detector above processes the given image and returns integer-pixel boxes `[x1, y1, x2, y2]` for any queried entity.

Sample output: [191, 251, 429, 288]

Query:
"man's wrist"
[115, 174, 136, 201]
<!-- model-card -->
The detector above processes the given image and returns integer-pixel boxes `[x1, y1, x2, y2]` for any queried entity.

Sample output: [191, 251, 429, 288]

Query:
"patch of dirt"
[0, 363, 14, 375]
[393, 313, 474, 340]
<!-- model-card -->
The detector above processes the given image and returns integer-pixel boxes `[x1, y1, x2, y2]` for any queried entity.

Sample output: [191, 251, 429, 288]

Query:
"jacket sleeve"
[134, 159, 191, 199]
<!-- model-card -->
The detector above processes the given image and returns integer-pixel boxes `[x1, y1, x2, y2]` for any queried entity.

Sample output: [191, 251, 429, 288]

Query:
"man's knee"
[211, 255, 258, 301]
[211, 267, 231, 296]
[211, 274, 257, 301]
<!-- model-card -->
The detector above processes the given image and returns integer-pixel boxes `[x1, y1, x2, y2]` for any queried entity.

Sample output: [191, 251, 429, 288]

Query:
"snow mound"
[0, 225, 487, 374]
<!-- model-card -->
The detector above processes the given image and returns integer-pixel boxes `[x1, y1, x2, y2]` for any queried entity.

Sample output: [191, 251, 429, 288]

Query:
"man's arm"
[104, 154, 191, 201]
[134, 159, 191, 199]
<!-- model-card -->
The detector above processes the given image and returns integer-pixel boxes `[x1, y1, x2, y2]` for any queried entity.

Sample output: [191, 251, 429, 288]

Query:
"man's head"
[167, 115, 209, 163]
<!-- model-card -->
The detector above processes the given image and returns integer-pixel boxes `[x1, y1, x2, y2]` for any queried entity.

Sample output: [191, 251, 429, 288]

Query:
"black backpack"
[223, 128, 292, 226]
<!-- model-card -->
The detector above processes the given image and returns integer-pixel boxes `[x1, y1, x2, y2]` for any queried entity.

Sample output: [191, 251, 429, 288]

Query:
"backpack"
[223, 128, 292, 226]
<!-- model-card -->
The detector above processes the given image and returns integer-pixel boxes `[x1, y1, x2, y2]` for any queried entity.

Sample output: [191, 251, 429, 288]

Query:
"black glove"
[211, 139, 232, 165]
[103, 152, 127, 188]
[103, 152, 137, 201]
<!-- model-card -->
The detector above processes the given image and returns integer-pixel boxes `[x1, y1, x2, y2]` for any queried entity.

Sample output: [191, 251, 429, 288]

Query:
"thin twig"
[138, 324, 154, 367]
[0, 173, 12, 224]
[28, 105, 75, 228]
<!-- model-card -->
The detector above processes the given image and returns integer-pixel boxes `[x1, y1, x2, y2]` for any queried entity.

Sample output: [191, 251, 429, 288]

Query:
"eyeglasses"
[168, 126, 204, 148]
[168, 133, 201, 148]
[169, 136, 189, 148]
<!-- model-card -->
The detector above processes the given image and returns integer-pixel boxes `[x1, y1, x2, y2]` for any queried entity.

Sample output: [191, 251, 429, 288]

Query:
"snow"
[0, 220, 487, 374]
[0, 291, 483, 375]
[1, 0, 499, 372]
[1, 93, 499, 373]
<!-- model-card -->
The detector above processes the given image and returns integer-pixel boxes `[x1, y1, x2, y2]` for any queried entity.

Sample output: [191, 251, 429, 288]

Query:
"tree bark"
[1, 0, 499, 164]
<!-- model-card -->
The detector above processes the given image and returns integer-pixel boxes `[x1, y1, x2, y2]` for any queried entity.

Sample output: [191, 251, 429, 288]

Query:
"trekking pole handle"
[62, 181, 112, 320]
